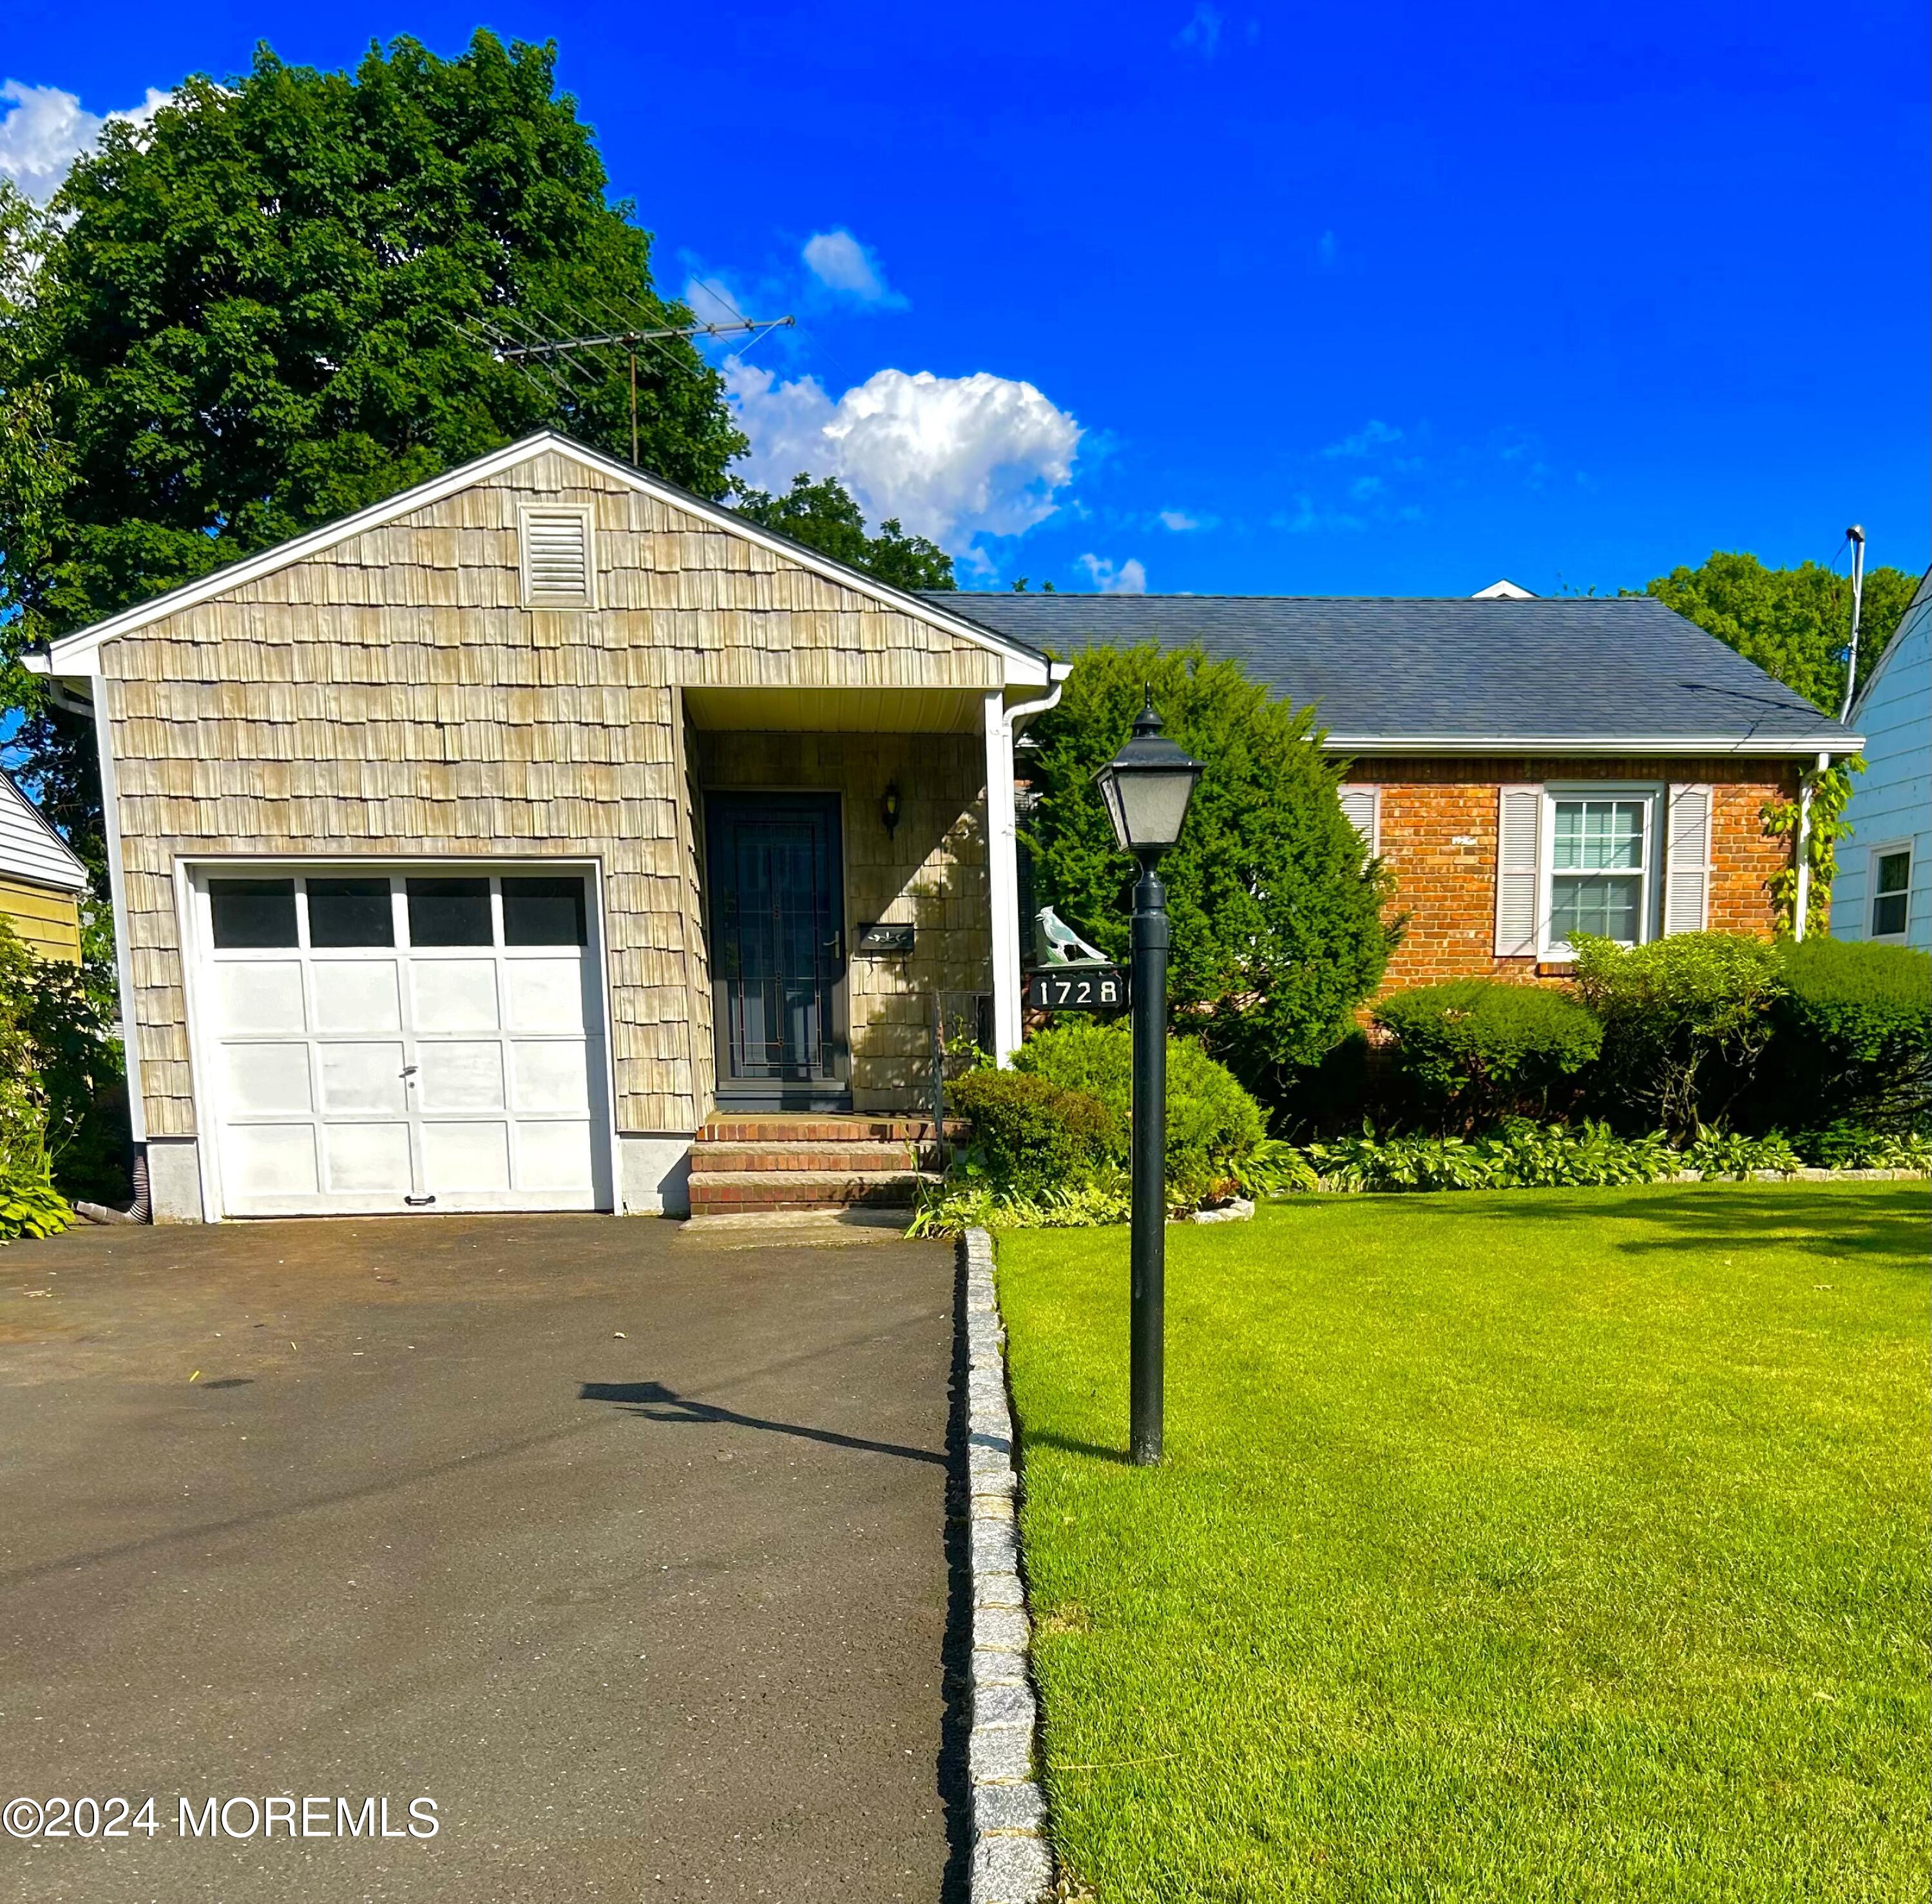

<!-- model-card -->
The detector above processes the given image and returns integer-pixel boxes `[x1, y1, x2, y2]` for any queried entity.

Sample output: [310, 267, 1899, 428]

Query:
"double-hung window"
[1547, 793, 1652, 952]
[1870, 846, 1913, 938]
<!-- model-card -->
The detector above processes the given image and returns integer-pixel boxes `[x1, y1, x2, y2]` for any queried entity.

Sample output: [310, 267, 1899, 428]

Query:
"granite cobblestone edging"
[961, 1226, 1055, 1904]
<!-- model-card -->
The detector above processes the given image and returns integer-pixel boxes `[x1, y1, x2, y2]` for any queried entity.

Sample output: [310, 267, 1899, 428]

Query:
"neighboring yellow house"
[0, 768, 88, 963]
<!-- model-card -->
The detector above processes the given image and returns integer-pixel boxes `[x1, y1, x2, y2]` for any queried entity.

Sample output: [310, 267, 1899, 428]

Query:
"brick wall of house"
[1343, 756, 1803, 993]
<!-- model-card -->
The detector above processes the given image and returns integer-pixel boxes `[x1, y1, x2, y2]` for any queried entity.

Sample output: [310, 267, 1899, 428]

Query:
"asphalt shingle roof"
[922, 593, 1860, 752]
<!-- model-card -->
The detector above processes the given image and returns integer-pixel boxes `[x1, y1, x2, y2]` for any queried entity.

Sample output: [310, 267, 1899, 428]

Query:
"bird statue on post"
[1035, 907, 1111, 967]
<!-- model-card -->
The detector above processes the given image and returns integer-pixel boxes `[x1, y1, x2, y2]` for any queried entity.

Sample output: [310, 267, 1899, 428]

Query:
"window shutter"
[1663, 783, 1713, 935]
[1339, 785, 1380, 853]
[522, 508, 594, 606]
[1493, 784, 1542, 957]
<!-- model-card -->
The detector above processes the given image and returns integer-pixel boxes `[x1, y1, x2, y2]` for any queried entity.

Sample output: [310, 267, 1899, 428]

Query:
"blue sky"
[5, 0, 1927, 596]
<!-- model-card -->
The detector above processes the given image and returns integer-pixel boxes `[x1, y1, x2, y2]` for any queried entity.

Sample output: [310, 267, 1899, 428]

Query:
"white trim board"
[29, 432, 1055, 686]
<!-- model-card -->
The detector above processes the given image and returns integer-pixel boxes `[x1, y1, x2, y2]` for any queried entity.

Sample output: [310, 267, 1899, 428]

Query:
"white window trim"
[1866, 839, 1915, 940]
[1539, 783, 1664, 959]
[519, 503, 597, 609]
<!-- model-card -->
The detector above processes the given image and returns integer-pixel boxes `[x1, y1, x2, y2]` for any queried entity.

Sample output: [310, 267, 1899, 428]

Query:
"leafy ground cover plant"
[1373, 979, 1602, 1130]
[0, 1132, 73, 1242]
[1301, 1120, 1826, 1192]
[1794, 1121, 1932, 1171]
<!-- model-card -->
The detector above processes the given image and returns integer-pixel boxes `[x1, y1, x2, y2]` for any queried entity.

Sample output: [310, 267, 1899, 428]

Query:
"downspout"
[1791, 750, 1829, 942]
[988, 666, 1070, 1062]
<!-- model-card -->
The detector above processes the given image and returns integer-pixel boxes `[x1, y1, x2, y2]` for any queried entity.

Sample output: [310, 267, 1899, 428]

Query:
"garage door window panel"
[307, 877, 396, 947]
[503, 877, 588, 947]
[407, 878, 493, 947]
[211, 879, 298, 949]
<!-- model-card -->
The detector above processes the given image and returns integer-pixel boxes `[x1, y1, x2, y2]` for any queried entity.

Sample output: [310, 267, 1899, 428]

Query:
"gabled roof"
[1849, 564, 1931, 724]
[0, 770, 89, 894]
[927, 593, 1863, 756]
[30, 432, 1053, 685]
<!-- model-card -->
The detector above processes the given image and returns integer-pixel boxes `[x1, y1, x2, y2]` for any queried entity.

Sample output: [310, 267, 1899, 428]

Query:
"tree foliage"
[0, 33, 745, 862]
[731, 473, 954, 591]
[1019, 643, 1395, 1103]
[1643, 550, 1918, 716]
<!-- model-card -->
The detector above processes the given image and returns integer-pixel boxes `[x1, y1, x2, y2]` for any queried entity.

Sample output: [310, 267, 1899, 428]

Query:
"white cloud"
[726, 361, 1081, 554]
[682, 274, 751, 325]
[1321, 418, 1402, 459]
[1272, 494, 1366, 535]
[801, 229, 904, 307]
[1158, 508, 1208, 531]
[1076, 553, 1147, 594]
[1174, 5, 1223, 56]
[0, 81, 170, 203]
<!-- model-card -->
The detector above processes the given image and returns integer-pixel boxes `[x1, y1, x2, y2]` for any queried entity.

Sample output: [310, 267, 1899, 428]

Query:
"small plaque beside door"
[856, 922, 915, 955]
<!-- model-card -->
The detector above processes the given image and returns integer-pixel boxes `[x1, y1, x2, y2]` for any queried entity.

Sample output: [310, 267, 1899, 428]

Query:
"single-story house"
[30, 433, 1067, 1223]
[937, 591, 1863, 989]
[1830, 566, 1929, 949]
[0, 767, 89, 963]
[26, 430, 1862, 1223]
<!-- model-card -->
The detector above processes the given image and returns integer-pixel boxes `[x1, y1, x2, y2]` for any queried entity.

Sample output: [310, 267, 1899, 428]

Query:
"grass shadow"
[1457, 1182, 1927, 1268]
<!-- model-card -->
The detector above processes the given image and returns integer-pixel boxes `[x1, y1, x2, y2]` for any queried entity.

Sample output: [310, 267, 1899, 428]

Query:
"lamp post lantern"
[1093, 693, 1203, 1466]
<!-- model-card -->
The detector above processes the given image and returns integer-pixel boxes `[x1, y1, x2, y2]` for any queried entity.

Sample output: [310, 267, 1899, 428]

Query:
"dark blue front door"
[705, 794, 849, 1107]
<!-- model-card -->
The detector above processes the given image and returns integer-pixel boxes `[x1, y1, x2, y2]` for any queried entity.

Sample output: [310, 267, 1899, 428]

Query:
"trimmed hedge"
[1770, 938, 1931, 1132]
[945, 1068, 1120, 1197]
[1373, 980, 1602, 1128]
[1011, 1018, 1265, 1200]
[1569, 931, 1787, 1136]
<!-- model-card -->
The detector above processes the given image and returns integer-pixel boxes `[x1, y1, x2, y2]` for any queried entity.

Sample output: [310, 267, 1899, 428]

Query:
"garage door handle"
[401, 1064, 419, 1076]
[404, 1194, 436, 1206]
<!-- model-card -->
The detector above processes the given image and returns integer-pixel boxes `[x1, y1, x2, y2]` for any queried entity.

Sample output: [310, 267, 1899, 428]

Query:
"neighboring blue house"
[1833, 566, 1931, 949]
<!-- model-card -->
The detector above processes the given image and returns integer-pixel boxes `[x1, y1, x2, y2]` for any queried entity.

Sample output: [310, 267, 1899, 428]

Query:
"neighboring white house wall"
[1835, 569, 1931, 949]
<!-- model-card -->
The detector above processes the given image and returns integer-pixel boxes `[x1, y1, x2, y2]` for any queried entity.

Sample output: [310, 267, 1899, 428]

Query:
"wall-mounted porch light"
[881, 781, 902, 839]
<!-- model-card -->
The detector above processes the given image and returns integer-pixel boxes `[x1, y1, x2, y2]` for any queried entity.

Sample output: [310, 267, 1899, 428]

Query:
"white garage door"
[195, 870, 611, 1217]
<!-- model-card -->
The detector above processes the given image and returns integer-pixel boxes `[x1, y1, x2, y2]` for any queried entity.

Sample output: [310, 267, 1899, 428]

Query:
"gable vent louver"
[521, 508, 595, 607]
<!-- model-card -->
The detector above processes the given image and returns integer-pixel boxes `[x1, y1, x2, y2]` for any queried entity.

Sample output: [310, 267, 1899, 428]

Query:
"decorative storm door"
[705, 794, 849, 1107]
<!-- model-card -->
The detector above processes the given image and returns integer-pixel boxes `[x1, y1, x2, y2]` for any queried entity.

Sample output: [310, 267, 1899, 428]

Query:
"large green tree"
[1644, 551, 1919, 716]
[0, 32, 745, 863]
[1020, 644, 1395, 1108]
[732, 472, 955, 591]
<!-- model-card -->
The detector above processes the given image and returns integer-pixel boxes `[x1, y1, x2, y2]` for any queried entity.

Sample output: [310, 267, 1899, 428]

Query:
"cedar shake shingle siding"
[97, 449, 1006, 1139]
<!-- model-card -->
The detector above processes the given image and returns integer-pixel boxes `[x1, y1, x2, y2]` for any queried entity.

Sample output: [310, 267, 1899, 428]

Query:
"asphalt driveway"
[0, 1214, 959, 1902]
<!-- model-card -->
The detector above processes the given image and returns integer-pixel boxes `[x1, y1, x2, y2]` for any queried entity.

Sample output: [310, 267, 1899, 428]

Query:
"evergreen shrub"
[1373, 980, 1602, 1128]
[1769, 938, 1931, 1132]
[1011, 1018, 1265, 1199]
[944, 1068, 1120, 1198]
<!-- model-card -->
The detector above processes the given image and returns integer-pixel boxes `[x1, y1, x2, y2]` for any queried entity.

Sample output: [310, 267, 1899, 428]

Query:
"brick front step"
[699, 1114, 965, 1145]
[691, 1141, 937, 1173]
[685, 1170, 937, 1214]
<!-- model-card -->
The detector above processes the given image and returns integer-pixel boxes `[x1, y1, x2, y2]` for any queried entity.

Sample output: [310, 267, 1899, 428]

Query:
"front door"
[705, 794, 850, 1109]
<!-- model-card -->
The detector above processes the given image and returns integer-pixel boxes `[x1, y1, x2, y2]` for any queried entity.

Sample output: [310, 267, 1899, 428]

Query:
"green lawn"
[997, 1184, 1929, 1902]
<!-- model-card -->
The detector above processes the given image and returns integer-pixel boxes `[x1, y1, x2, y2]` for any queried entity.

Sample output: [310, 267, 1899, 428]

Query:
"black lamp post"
[1093, 694, 1203, 1466]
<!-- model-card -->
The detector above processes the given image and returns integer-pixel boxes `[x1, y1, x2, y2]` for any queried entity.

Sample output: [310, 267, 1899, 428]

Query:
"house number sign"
[1026, 967, 1127, 1012]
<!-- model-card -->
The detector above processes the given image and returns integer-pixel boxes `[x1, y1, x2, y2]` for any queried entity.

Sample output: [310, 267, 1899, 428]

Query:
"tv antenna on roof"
[475, 293, 794, 467]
